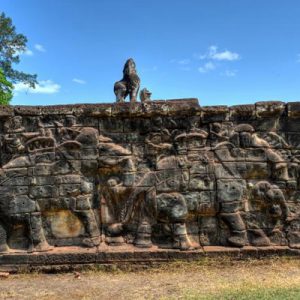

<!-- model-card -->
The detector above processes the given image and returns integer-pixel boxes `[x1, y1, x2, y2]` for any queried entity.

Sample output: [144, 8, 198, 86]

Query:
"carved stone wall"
[1, 99, 300, 255]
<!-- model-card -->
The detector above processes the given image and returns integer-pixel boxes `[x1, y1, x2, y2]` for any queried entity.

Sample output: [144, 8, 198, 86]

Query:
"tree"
[0, 12, 37, 89]
[0, 68, 13, 105]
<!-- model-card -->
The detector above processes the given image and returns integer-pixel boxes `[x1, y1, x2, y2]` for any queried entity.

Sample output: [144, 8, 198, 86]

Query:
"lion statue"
[139, 88, 152, 102]
[114, 58, 140, 103]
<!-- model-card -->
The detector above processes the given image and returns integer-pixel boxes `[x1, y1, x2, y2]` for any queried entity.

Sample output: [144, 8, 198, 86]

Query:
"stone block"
[189, 174, 215, 191]
[58, 184, 81, 197]
[34, 164, 53, 176]
[76, 195, 92, 210]
[2, 175, 31, 186]
[285, 133, 300, 148]
[184, 191, 216, 216]
[217, 179, 246, 202]
[156, 169, 188, 192]
[123, 118, 151, 133]
[14, 106, 42, 116]
[8, 196, 36, 214]
[37, 197, 76, 211]
[2, 163, 28, 175]
[141, 100, 169, 117]
[229, 104, 256, 121]
[255, 101, 285, 118]
[201, 106, 229, 123]
[110, 103, 131, 117]
[43, 211, 84, 238]
[12, 186, 29, 195]
[287, 102, 300, 118]
[40, 105, 74, 115]
[199, 216, 219, 246]
[29, 185, 55, 198]
[81, 147, 99, 159]
[166, 98, 199, 116]
[73, 103, 112, 117]
[0, 105, 14, 117]
[99, 118, 124, 133]
[55, 175, 81, 184]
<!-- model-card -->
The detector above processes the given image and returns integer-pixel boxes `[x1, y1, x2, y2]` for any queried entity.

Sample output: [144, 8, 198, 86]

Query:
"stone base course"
[1, 245, 299, 273]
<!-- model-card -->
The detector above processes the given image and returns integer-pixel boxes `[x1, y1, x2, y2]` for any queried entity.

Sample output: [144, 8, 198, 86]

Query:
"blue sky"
[2, 0, 300, 106]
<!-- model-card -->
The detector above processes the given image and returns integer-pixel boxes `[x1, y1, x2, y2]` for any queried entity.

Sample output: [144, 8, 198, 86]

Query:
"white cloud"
[14, 80, 60, 94]
[193, 53, 206, 60]
[178, 59, 190, 65]
[223, 70, 237, 77]
[198, 62, 216, 73]
[34, 44, 46, 52]
[170, 58, 190, 65]
[72, 78, 86, 84]
[15, 48, 33, 56]
[23, 49, 34, 56]
[211, 50, 240, 61]
[197, 45, 240, 61]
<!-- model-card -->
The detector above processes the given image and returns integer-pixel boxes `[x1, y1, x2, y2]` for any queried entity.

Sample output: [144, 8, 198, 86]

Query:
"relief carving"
[0, 103, 300, 255]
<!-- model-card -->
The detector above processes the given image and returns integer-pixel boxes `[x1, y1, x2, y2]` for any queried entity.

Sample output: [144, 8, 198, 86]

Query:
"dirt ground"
[1, 257, 300, 300]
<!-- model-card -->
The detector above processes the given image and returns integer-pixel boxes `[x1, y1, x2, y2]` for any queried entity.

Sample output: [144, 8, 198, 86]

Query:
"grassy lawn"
[1, 256, 300, 299]
[179, 286, 300, 300]
[160, 257, 300, 300]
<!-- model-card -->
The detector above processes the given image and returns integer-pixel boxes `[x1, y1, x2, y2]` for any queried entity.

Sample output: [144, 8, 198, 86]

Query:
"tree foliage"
[0, 68, 13, 105]
[0, 12, 37, 88]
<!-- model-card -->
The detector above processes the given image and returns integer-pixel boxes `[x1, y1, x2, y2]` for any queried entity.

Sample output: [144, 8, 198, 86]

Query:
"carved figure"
[114, 58, 140, 103]
[121, 130, 210, 250]
[247, 181, 293, 246]
[0, 122, 102, 253]
[121, 123, 294, 250]
[97, 136, 136, 245]
[3, 116, 25, 156]
[121, 169, 195, 250]
[209, 122, 229, 146]
[4, 116, 25, 133]
[1, 104, 300, 255]
[229, 124, 289, 181]
[140, 88, 152, 102]
[217, 179, 247, 247]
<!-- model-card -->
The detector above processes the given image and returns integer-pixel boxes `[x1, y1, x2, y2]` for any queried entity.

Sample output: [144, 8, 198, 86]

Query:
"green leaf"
[0, 12, 37, 88]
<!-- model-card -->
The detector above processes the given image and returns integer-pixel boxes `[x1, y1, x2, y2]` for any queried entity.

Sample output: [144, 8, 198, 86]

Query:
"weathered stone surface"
[229, 105, 256, 121]
[255, 101, 285, 118]
[0, 99, 300, 267]
[287, 102, 300, 118]
[201, 105, 229, 123]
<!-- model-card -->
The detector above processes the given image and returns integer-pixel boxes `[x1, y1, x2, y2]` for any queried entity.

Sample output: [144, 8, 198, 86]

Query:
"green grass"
[180, 287, 300, 300]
